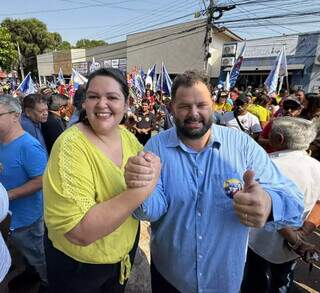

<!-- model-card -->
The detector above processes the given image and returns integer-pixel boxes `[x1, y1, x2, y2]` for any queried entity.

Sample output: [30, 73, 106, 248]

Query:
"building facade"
[220, 32, 320, 92]
[36, 19, 242, 83]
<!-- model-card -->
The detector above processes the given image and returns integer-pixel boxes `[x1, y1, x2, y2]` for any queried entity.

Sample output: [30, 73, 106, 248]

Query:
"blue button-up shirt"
[134, 125, 303, 293]
[20, 114, 47, 152]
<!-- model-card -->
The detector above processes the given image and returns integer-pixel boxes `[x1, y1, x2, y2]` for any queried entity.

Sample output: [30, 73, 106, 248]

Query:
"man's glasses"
[0, 111, 15, 117]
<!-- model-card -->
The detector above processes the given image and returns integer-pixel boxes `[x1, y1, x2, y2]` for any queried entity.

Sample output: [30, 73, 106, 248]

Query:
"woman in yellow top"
[43, 68, 160, 293]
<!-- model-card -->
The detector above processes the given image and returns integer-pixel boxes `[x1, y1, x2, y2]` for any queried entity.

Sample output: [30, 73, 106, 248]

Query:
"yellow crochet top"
[43, 125, 142, 284]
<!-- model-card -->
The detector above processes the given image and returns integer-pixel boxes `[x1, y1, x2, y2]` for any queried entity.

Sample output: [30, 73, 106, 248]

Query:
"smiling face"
[84, 75, 127, 135]
[172, 81, 213, 140]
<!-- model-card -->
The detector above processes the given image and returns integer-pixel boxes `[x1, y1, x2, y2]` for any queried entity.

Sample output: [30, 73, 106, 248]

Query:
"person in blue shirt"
[124, 71, 304, 293]
[0, 95, 48, 289]
[20, 93, 48, 151]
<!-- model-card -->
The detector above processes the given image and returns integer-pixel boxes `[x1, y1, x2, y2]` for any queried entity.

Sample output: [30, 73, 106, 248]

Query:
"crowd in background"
[0, 69, 319, 292]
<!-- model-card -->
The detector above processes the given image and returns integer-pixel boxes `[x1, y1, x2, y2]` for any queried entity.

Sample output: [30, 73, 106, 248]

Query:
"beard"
[175, 115, 213, 140]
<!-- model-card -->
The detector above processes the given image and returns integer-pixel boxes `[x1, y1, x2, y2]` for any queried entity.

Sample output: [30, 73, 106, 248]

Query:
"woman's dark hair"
[73, 86, 86, 111]
[79, 68, 129, 125]
[305, 93, 320, 119]
[253, 94, 270, 107]
[85, 68, 129, 102]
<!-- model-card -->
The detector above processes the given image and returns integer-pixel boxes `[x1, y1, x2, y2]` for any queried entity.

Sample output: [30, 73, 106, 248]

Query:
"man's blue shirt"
[0, 132, 47, 230]
[134, 125, 303, 293]
[20, 114, 47, 151]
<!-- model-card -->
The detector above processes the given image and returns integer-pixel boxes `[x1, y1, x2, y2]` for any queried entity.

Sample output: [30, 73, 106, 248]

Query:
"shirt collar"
[270, 149, 307, 158]
[165, 125, 221, 151]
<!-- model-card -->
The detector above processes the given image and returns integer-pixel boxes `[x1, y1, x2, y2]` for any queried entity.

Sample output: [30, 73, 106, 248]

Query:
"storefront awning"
[223, 64, 305, 71]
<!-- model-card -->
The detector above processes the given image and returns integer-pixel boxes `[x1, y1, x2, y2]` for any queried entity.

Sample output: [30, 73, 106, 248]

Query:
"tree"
[1, 18, 65, 76]
[57, 41, 72, 51]
[0, 26, 18, 71]
[75, 39, 106, 49]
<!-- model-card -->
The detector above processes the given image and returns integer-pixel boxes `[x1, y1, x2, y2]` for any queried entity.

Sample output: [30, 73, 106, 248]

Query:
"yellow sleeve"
[225, 103, 233, 112]
[120, 126, 143, 154]
[44, 130, 96, 235]
[259, 108, 270, 122]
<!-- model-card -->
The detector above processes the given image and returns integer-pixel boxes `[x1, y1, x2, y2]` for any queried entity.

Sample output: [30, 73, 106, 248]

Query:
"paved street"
[0, 223, 319, 293]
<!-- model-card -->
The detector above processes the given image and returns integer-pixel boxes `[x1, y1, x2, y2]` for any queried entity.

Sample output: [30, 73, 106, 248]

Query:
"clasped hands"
[125, 155, 272, 228]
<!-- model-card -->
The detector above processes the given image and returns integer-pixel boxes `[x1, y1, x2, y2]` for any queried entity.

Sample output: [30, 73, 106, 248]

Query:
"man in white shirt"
[0, 182, 11, 283]
[242, 116, 320, 292]
[220, 94, 262, 139]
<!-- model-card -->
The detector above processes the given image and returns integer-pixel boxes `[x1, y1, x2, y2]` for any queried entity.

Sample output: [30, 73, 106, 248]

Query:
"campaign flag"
[224, 71, 230, 91]
[70, 68, 88, 90]
[17, 72, 36, 94]
[229, 43, 246, 88]
[146, 64, 156, 90]
[133, 71, 145, 97]
[57, 67, 65, 85]
[89, 57, 101, 73]
[264, 46, 287, 94]
[156, 63, 172, 96]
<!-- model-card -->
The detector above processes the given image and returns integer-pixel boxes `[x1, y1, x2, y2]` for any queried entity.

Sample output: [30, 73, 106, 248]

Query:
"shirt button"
[199, 272, 203, 276]
[197, 212, 202, 217]
[198, 235, 203, 240]
[199, 170, 203, 175]
[198, 254, 203, 259]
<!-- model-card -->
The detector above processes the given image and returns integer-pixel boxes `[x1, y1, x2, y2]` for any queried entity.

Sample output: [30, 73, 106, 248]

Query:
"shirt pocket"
[211, 172, 243, 211]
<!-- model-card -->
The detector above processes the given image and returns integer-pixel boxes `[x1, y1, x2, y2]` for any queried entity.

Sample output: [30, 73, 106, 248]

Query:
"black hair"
[79, 68, 129, 125]
[22, 94, 47, 111]
[171, 70, 208, 101]
[85, 68, 129, 102]
[73, 86, 86, 111]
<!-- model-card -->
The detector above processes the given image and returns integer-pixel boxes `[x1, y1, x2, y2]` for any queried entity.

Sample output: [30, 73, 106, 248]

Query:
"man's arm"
[8, 176, 42, 200]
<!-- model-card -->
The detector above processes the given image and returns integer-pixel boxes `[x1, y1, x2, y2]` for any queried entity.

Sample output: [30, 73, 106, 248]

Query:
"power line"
[0, 0, 144, 17]
[35, 22, 207, 65]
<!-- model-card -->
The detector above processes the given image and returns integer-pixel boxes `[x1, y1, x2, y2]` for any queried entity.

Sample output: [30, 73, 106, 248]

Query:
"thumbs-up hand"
[233, 170, 272, 228]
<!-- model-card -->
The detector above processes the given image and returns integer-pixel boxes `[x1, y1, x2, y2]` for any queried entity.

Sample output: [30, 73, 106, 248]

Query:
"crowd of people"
[0, 67, 319, 293]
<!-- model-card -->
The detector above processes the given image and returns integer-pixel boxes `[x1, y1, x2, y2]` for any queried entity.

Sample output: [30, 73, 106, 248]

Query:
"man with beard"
[124, 71, 303, 292]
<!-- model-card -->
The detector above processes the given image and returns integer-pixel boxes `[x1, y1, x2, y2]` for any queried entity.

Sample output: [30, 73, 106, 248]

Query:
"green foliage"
[1, 18, 65, 76]
[57, 40, 72, 51]
[75, 38, 106, 49]
[0, 26, 18, 71]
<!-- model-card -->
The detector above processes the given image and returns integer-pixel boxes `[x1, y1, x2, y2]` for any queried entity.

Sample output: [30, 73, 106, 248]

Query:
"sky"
[0, 0, 320, 45]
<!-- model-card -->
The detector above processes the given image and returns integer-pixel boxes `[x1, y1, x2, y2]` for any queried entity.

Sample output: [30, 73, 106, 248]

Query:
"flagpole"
[161, 62, 164, 102]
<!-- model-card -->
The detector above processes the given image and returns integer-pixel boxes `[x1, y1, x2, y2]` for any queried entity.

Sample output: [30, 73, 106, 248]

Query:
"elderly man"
[124, 71, 303, 292]
[21, 93, 48, 150]
[242, 117, 320, 293]
[242, 116, 320, 292]
[0, 96, 47, 288]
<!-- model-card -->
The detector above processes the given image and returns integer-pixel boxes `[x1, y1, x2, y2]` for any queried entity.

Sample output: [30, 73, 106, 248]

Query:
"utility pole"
[203, 1, 236, 85]
[204, 0, 215, 85]
[17, 42, 25, 80]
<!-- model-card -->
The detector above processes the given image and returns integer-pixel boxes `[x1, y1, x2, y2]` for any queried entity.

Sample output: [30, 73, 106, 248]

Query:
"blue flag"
[57, 67, 65, 85]
[17, 72, 36, 94]
[156, 63, 172, 96]
[146, 64, 156, 90]
[229, 43, 246, 88]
